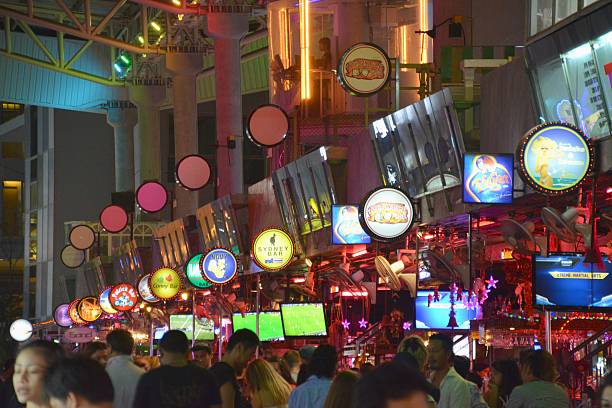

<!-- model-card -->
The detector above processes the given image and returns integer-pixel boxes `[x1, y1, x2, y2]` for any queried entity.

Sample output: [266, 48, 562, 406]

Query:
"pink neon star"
[341, 320, 350, 330]
[358, 318, 368, 329]
[402, 321, 411, 330]
[486, 276, 498, 290]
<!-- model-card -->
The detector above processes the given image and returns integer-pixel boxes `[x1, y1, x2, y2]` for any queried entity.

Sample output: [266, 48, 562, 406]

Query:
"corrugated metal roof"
[0, 32, 125, 111]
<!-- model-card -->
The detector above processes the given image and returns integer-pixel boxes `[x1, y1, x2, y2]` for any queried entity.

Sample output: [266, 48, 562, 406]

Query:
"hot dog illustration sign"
[252, 229, 295, 271]
[359, 187, 414, 242]
[199, 248, 238, 285]
[149, 267, 182, 300]
[338, 43, 391, 97]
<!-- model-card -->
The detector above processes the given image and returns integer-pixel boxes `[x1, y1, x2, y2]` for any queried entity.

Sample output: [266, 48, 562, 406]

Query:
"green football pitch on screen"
[232, 312, 284, 341]
[280, 303, 328, 337]
[169, 314, 214, 340]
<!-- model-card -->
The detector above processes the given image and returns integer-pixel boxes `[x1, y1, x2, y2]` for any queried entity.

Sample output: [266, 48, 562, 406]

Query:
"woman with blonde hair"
[323, 370, 360, 408]
[246, 359, 293, 408]
[397, 335, 428, 372]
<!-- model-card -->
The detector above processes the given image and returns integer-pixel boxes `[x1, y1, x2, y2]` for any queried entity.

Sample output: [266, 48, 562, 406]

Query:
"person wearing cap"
[192, 343, 213, 369]
[296, 345, 315, 386]
[133, 330, 221, 408]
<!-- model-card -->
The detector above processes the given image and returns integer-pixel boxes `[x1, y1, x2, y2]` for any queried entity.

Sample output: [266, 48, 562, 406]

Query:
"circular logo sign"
[338, 43, 391, 97]
[176, 155, 211, 191]
[10, 319, 33, 342]
[185, 254, 212, 289]
[200, 248, 238, 285]
[138, 274, 161, 303]
[77, 296, 103, 323]
[54, 303, 72, 327]
[252, 229, 294, 271]
[359, 187, 414, 242]
[136, 181, 168, 213]
[69, 299, 86, 325]
[247, 104, 290, 147]
[149, 267, 182, 300]
[98, 288, 118, 315]
[518, 122, 593, 195]
[109, 283, 138, 312]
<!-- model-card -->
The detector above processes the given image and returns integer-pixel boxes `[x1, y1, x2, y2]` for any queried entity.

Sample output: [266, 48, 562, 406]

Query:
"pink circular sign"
[136, 181, 168, 213]
[176, 155, 211, 191]
[100, 205, 128, 233]
[247, 104, 289, 147]
[69, 224, 95, 250]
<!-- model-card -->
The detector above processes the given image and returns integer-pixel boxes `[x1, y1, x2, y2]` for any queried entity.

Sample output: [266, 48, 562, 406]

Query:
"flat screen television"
[533, 253, 612, 309]
[331, 205, 371, 245]
[462, 153, 514, 204]
[415, 290, 476, 330]
[232, 312, 285, 342]
[280, 303, 328, 337]
[169, 315, 215, 340]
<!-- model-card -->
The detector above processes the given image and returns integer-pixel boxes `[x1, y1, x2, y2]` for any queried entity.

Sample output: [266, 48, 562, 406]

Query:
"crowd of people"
[0, 328, 609, 408]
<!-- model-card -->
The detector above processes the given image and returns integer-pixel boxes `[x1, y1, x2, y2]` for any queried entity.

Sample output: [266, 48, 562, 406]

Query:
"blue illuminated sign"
[200, 248, 238, 286]
[463, 153, 514, 204]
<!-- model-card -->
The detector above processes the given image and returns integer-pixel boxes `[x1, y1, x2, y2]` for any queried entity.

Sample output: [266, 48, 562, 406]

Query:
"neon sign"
[463, 153, 514, 204]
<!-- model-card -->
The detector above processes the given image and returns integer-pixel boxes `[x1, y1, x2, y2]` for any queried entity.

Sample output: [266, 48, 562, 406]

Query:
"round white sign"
[337, 43, 391, 96]
[10, 319, 33, 342]
[359, 187, 414, 241]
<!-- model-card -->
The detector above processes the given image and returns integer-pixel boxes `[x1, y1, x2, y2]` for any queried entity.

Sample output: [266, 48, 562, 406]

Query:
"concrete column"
[106, 102, 137, 192]
[129, 83, 166, 186]
[166, 53, 203, 218]
[207, 13, 249, 197]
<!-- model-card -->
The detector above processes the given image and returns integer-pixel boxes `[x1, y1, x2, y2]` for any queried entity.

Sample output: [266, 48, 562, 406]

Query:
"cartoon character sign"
[463, 153, 514, 204]
[518, 123, 593, 195]
[332, 205, 371, 245]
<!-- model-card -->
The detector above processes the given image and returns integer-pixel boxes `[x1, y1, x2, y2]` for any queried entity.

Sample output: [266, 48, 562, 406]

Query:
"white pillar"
[207, 13, 249, 197]
[129, 83, 166, 186]
[166, 53, 203, 218]
[106, 102, 137, 192]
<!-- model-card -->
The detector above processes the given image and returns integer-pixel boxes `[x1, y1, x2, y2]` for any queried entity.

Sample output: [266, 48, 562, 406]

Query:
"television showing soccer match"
[415, 290, 476, 330]
[169, 315, 215, 340]
[232, 312, 285, 342]
[463, 153, 514, 204]
[280, 303, 328, 337]
[533, 253, 612, 309]
[331, 205, 371, 245]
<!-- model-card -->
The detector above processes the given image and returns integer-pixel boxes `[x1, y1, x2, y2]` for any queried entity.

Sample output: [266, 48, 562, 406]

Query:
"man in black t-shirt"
[209, 329, 260, 408]
[133, 331, 221, 408]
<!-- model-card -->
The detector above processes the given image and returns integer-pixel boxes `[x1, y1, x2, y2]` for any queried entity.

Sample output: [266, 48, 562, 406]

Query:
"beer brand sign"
[149, 267, 182, 300]
[252, 228, 294, 271]
[338, 43, 390, 96]
[359, 187, 414, 242]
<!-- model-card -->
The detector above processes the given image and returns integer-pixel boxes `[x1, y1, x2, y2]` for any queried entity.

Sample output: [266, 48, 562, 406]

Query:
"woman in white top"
[246, 358, 293, 408]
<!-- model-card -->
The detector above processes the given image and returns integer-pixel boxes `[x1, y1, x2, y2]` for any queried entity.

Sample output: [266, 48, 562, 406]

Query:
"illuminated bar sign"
[185, 253, 212, 289]
[149, 267, 182, 300]
[138, 274, 160, 303]
[109, 283, 138, 312]
[200, 248, 238, 285]
[359, 187, 414, 242]
[77, 296, 103, 323]
[463, 153, 514, 204]
[517, 122, 593, 195]
[331, 205, 371, 245]
[338, 43, 391, 96]
[252, 228, 295, 271]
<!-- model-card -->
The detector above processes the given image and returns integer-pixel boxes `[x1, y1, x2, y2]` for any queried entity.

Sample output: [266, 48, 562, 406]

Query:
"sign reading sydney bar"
[252, 229, 294, 271]
[359, 187, 414, 242]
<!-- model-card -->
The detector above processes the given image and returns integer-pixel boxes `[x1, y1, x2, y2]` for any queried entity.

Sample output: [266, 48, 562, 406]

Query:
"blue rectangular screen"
[331, 205, 371, 245]
[463, 153, 514, 204]
[534, 254, 612, 309]
[415, 290, 476, 330]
